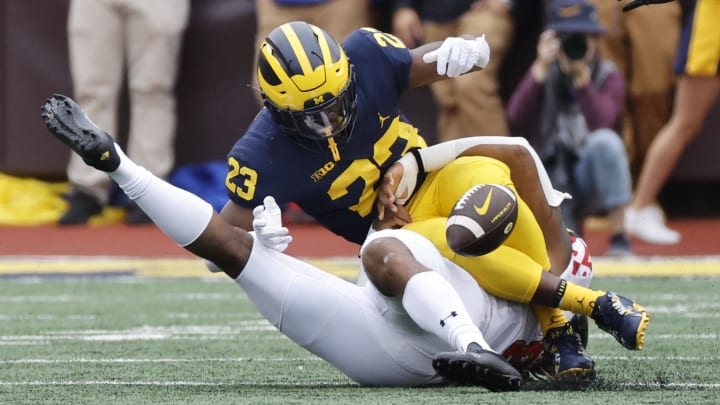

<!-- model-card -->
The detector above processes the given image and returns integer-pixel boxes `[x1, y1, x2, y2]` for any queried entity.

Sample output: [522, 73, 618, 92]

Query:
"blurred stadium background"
[2, 0, 720, 219]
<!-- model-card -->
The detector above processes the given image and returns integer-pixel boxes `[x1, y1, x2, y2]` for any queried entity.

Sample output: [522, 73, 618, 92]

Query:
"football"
[445, 184, 518, 256]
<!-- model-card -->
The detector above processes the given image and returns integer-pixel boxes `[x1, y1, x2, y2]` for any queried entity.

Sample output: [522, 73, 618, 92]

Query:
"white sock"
[401, 271, 493, 352]
[108, 144, 213, 246]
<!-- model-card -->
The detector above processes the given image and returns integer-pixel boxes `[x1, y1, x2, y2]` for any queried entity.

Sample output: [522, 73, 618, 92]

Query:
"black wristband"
[552, 279, 567, 308]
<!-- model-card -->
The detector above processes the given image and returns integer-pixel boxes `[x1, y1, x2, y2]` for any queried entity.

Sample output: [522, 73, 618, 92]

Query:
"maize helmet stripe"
[259, 43, 291, 87]
[280, 23, 314, 76]
[313, 25, 341, 75]
[265, 21, 342, 77]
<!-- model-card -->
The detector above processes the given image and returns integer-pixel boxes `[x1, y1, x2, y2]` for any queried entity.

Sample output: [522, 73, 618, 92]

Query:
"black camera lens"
[560, 33, 588, 60]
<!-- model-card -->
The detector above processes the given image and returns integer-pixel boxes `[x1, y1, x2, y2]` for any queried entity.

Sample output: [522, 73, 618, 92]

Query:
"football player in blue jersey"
[43, 92, 648, 389]
[220, 21, 650, 383]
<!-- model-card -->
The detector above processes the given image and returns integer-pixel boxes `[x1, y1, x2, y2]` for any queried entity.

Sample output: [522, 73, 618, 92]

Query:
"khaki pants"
[591, 0, 681, 180]
[423, 6, 515, 141]
[67, 0, 189, 203]
[252, 0, 372, 104]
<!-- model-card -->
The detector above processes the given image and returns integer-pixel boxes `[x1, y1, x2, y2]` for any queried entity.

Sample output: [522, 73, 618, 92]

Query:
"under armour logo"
[439, 311, 458, 327]
[313, 96, 325, 105]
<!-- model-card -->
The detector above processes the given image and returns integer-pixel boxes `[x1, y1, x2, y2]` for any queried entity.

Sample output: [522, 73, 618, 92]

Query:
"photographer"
[507, 0, 633, 256]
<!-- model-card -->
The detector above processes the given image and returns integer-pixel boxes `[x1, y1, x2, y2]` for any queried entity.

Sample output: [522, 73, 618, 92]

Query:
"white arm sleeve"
[416, 136, 571, 207]
[393, 153, 420, 205]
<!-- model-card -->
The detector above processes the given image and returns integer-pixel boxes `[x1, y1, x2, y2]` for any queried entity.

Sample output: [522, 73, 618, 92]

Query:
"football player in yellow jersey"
[219, 21, 648, 383]
[373, 137, 651, 380]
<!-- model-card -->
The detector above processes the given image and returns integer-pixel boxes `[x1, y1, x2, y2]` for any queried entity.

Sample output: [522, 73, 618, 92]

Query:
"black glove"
[622, 0, 676, 12]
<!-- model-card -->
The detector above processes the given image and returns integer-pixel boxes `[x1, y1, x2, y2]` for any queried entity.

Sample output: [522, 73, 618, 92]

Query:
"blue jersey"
[226, 28, 427, 244]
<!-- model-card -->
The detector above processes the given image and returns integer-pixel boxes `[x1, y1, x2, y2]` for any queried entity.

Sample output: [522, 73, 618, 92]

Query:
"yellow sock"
[532, 304, 568, 334]
[560, 282, 605, 316]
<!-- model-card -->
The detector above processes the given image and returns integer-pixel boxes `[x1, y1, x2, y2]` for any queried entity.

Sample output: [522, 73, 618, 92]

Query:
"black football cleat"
[41, 94, 120, 172]
[538, 323, 596, 386]
[433, 343, 523, 392]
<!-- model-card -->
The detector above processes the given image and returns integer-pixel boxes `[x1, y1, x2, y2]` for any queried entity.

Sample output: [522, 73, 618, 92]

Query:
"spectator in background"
[589, 0, 681, 246]
[507, 0, 633, 256]
[61, 0, 190, 225]
[625, 0, 720, 245]
[391, 0, 516, 141]
[251, 0, 374, 105]
[589, 0, 680, 181]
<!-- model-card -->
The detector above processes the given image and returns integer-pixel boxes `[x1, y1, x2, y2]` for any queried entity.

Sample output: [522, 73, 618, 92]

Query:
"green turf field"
[0, 275, 718, 404]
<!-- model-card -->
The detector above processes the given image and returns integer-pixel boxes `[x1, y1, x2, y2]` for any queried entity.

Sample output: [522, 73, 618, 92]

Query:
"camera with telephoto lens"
[559, 33, 588, 60]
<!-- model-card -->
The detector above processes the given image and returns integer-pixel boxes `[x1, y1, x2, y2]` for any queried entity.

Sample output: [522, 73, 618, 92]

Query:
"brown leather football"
[445, 184, 518, 256]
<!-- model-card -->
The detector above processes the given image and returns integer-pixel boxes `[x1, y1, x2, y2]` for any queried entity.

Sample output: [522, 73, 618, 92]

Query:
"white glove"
[422, 35, 491, 77]
[252, 196, 292, 252]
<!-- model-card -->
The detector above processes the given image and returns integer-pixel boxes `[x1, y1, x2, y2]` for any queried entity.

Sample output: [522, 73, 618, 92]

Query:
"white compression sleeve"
[108, 144, 213, 247]
[417, 136, 571, 207]
[393, 153, 419, 205]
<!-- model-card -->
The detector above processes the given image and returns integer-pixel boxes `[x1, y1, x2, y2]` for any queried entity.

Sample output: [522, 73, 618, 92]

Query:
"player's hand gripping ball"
[445, 184, 518, 256]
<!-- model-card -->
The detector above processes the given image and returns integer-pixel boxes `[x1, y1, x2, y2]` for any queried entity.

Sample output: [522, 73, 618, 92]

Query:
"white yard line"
[0, 332, 704, 341]
[1, 355, 716, 365]
[0, 314, 95, 321]
[0, 380, 352, 386]
[621, 382, 720, 389]
[0, 357, 322, 364]
[589, 333, 720, 339]
[0, 380, 716, 389]
[0, 295, 83, 303]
